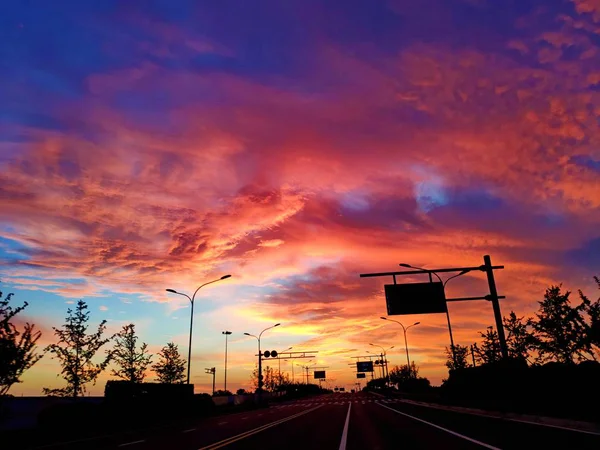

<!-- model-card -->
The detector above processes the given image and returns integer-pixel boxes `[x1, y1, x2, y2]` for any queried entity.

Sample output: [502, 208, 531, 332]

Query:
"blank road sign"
[314, 370, 326, 379]
[356, 361, 374, 372]
[356, 373, 366, 379]
[384, 282, 447, 315]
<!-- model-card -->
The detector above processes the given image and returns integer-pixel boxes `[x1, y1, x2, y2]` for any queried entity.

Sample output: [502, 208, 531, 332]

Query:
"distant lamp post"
[399, 263, 470, 363]
[166, 274, 231, 384]
[380, 318, 420, 376]
[368, 344, 394, 383]
[244, 323, 280, 397]
[222, 331, 232, 392]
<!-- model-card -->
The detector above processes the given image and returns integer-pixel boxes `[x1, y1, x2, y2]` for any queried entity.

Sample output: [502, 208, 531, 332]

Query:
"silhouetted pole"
[205, 367, 216, 395]
[381, 318, 419, 377]
[244, 324, 280, 402]
[166, 275, 231, 384]
[484, 255, 508, 359]
[471, 344, 476, 366]
[222, 331, 232, 392]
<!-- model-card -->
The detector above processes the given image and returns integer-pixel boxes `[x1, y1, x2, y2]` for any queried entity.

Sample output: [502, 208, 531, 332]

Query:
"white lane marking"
[397, 399, 600, 436]
[198, 405, 323, 450]
[118, 440, 146, 447]
[507, 418, 600, 436]
[183, 428, 197, 433]
[338, 402, 352, 450]
[376, 402, 500, 450]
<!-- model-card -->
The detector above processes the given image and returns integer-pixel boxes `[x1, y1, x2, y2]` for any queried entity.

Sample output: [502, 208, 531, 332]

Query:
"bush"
[440, 360, 600, 420]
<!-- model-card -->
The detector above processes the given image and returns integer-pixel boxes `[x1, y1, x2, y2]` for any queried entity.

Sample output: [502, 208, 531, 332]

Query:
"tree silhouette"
[389, 362, 418, 384]
[503, 311, 533, 361]
[0, 291, 42, 396]
[473, 327, 501, 364]
[152, 342, 185, 384]
[445, 344, 469, 370]
[111, 324, 152, 383]
[43, 300, 112, 397]
[579, 276, 600, 360]
[529, 285, 588, 363]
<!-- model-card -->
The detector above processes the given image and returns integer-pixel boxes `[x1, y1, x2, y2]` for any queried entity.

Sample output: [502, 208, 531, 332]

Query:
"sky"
[1, 0, 599, 395]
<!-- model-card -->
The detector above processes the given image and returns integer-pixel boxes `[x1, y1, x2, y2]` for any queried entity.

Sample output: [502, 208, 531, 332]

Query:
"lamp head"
[274, 323, 281, 327]
[414, 322, 421, 326]
[166, 289, 178, 293]
[458, 269, 471, 276]
[380, 317, 387, 320]
[221, 274, 232, 280]
[223, 331, 232, 335]
[244, 332, 251, 336]
[399, 263, 412, 268]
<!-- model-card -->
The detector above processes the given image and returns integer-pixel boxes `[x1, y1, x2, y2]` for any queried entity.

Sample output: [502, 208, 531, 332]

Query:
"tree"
[529, 285, 588, 363]
[579, 276, 600, 361]
[445, 344, 469, 371]
[111, 324, 152, 383]
[43, 300, 112, 397]
[473, 327, 501, 364]
[212, 389, 233, 397]
[236, 388, 248, 395]
[389, 362, 418, 385]
[503, 311, 533, 362]
[0, 291, 42, 396]
[152, 342, 185, 384]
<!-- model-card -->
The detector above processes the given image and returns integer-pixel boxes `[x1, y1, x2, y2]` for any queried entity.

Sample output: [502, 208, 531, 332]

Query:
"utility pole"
[484, 255, 508, 359]
[470, 344, 477, 367]
[205, 367, 216, 395]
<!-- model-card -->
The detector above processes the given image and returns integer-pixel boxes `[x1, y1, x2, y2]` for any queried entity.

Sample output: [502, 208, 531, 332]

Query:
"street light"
[244, 323, 280, 397]
[166, 274, 231, 384]
[222, 331, 232, 392]
[368, 344, 394, 383]
[380, 318, 420, 376]
[399, 263, 470, 363]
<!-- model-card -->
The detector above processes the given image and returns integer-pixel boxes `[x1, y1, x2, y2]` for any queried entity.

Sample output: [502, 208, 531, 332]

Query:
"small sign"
[356, 373, 366, 379]
[314, 370, 326, 379]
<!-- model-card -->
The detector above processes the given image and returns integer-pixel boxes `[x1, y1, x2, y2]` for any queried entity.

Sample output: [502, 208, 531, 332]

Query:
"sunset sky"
[1, 0, 599, 395]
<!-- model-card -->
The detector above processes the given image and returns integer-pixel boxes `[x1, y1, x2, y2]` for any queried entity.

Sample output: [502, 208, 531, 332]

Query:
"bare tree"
[43, 300, 112, 397]
[152, 342, 185, 384]
[0, 291, 42, 395]
[111, 324, 152, 383]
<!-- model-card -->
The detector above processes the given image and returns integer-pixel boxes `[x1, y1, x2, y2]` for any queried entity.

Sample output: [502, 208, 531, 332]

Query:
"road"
[14, 392, 600, 449]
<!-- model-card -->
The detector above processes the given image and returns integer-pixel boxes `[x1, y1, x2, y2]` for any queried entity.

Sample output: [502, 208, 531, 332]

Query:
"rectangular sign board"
[314, 370, 326, 379]
[356, 373, 366, 379]
[384, 282, 447, 315]
[356, 361, 374, 373]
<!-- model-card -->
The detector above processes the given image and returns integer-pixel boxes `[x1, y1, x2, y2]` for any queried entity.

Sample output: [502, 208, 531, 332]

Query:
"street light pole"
[222, 331, 232, 392]
[166, 274, 231, 384]
[244, 323, 280, 401]
[380, 318, 420, 377]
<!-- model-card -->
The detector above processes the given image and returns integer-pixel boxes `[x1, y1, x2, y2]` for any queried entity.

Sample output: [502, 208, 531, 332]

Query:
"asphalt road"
[15, 392, 600, 449]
